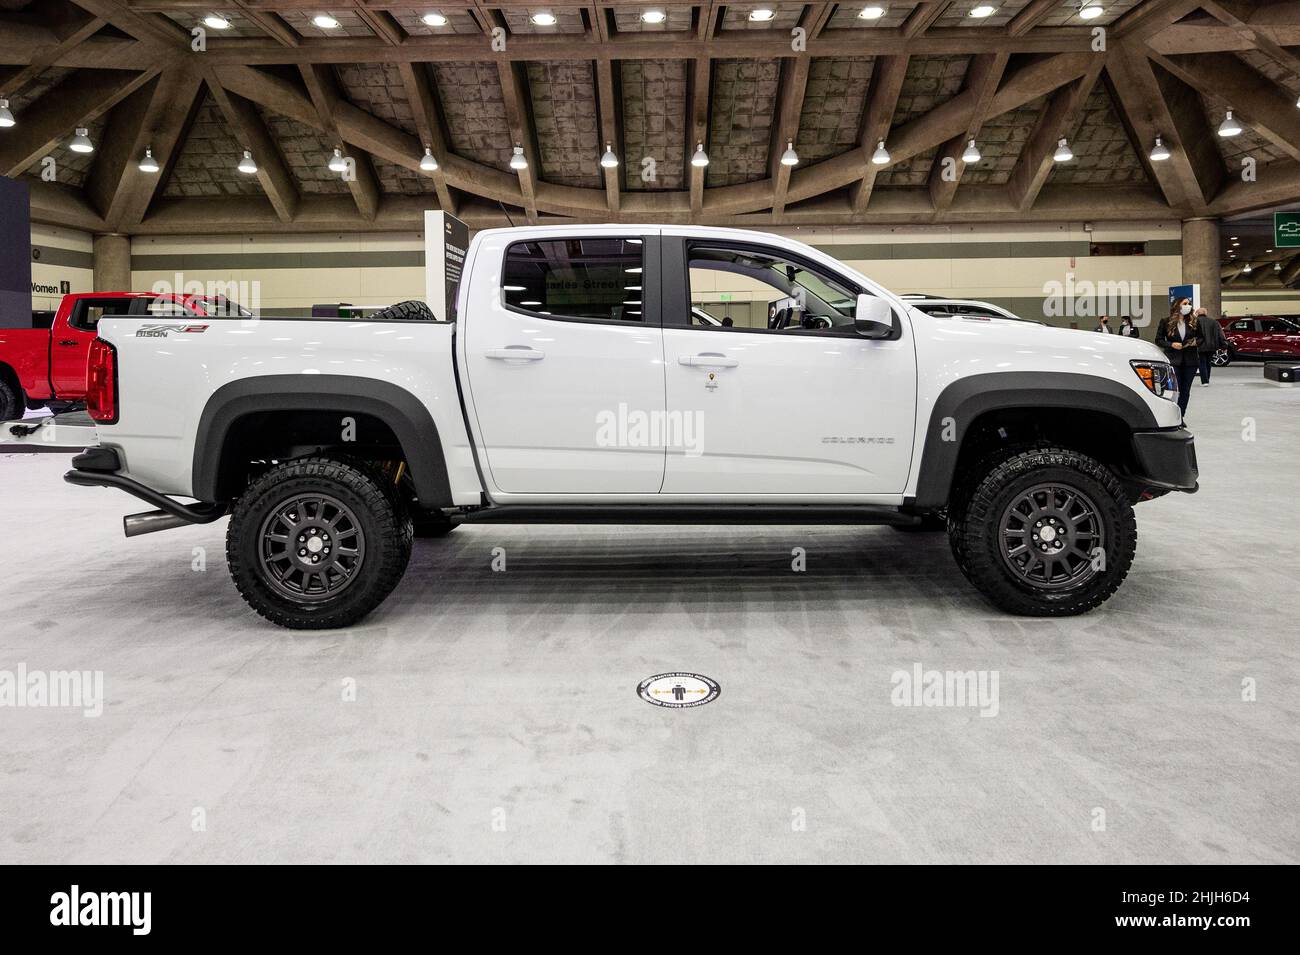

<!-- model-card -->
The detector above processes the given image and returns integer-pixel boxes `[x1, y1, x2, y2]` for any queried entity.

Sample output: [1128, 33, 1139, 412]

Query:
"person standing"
[1155, 297, 1199, 416]
[1195, 307, 1227, 385]
[1120, 316, 1140, 338]
[1095, 315, 1113, 333]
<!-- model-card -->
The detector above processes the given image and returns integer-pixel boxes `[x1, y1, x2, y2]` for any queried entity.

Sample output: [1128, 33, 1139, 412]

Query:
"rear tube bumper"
[63, 448, 228, 536]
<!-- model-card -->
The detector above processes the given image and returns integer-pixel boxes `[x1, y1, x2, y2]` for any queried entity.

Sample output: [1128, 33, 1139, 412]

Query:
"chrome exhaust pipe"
[123, 509, 197, 537]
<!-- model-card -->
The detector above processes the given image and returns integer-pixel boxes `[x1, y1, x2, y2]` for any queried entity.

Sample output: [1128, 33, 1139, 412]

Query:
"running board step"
[454, 504, 918, 526]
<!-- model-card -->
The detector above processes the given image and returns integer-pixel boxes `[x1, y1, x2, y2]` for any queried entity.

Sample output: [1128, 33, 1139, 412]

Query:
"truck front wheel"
[226, 456, 413, 629]
[948, 447, 1136, 616]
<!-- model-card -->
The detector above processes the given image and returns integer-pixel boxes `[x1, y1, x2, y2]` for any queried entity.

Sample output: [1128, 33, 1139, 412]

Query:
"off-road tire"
[0, 378, 22, 421]
[227, 456, 413, 629]
[948, 446, 1136, 616]
[369, 300, 434, 322]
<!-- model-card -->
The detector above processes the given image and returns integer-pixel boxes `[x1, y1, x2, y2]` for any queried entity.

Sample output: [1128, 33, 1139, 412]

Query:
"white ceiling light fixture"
[1053, 137, 1073, 162]
[1150, 136, 1170, 161]
[969, 4, 997, 17]
[510, 145, 528, 170]
[1078, 2, 1103, 20]
[1218, 109, 1242, 137]
[238, 149, 257, 174]
[138, 147, 159, 173]
[871, 139, 890, 164]
[0, 98, 14, 128]
[641, 10, 667, 23]
[600, 143, 619, 169]
[1275, 261, 1282, 271]
[780, 140, 799, 166]
[691, 142, 709, 167]
[530, 12, 557, 26]
[312, 14, 340, 29]
[421, 12, 448, 26]
[859, 5, 886, 18]
[420, 147, 438, 171]
[69, 127, 94, 154]
[328, 147, 348, 172]
[203, 14, 231, 30]
[961, 139, 981, 163]
[748, 8, 776, 21]
[1242, 262, 1252, 273]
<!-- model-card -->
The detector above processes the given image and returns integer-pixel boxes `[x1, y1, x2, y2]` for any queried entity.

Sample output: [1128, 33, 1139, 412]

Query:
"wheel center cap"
[306, 536, 324, 554]
[1040, 525, 1059, 543]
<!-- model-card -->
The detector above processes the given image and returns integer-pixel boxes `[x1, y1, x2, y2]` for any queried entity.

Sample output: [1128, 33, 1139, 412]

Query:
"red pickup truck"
[0, 292, 248, 420]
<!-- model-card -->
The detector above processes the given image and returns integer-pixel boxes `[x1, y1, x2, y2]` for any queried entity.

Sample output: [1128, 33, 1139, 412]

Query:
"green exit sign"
[1275, 212, 1300, 248]
[719, 293, 733, 301]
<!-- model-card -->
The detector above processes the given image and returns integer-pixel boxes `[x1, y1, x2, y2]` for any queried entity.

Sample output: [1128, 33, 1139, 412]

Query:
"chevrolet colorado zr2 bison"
[63, 225, 1198, 629]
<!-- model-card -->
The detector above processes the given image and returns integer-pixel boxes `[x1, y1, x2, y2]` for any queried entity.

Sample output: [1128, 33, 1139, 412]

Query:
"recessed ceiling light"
[312, 14, 339, 29]
[641, 10, 667, 23]
[530, 12, 557, 26]
[748, 9, 776, 21]
[69, 127, 94, 153]
[970, 4, 997, 17]
[859, 5, 886, 18]
[1078, 2, 1103, 20]
[203, 14, 231, 30]
[421, 12, 448, 26]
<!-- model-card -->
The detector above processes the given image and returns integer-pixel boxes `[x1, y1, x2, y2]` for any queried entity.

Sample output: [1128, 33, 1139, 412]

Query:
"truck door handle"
[485, 347, 545, 361]
[679, 353, 738, 368]
[58, 339, 79, 347]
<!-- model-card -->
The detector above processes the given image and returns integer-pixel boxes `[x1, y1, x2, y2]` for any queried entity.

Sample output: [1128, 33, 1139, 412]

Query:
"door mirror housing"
[855, 294, 894, 339]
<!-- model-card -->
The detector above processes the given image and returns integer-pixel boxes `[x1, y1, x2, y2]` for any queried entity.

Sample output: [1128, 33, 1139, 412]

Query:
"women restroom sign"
[1276, 212, 1300, 249]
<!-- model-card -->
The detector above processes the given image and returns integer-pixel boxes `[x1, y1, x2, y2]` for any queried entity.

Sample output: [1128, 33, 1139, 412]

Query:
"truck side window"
[69, 298, 134, 332]
[685, 244, 860, 334]
[502, 238, 644, 322]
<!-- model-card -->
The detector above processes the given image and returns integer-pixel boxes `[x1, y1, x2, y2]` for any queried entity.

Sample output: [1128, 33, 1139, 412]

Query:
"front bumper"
[1130, 427, 1198, 495]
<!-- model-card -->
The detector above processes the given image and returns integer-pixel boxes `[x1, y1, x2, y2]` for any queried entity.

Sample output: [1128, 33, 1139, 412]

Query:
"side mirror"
[855, 294, 894, 339]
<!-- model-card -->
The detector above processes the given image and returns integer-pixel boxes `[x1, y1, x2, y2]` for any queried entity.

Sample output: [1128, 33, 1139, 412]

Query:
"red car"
[0, 292, 246, 420]
[1214, 315, 1300, 366]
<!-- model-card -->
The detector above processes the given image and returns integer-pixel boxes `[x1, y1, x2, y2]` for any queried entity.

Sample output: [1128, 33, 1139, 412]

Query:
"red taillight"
[86, 338, 118, 424]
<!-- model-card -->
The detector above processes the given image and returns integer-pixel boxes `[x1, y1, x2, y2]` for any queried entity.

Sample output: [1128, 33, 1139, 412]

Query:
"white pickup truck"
[65, 225, 1197, 629]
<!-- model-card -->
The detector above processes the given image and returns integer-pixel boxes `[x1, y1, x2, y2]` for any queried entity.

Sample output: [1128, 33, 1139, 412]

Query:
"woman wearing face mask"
[1155, 297, 1199, 416]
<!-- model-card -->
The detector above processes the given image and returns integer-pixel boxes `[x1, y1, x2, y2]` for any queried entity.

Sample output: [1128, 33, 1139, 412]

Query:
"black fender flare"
[192, 374, 452, 506]
[911, 372, 1159, 508]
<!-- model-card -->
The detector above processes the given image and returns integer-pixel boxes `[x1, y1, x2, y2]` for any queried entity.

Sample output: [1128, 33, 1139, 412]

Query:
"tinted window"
[503, 238, 644, 322]
[69, 298, 133, 331]
[1230, 320, 1253, 331]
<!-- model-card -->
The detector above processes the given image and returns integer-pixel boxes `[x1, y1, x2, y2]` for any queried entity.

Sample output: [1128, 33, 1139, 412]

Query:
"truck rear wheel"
[0, 378, 21, 421]
[948, 447, 1136, 616]
[226, 456, 413, 629]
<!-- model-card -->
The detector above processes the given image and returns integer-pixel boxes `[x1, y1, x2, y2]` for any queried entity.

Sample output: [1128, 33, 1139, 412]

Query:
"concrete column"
[92, 234, 131, 292]
[1181, 217, 1221, 319]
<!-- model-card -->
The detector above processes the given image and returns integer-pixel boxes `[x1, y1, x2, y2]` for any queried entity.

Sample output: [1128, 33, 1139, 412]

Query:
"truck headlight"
[1131, 360, 1176, 400]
